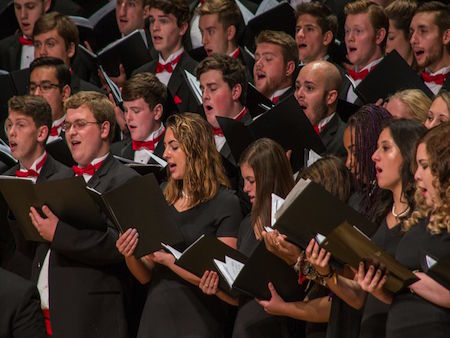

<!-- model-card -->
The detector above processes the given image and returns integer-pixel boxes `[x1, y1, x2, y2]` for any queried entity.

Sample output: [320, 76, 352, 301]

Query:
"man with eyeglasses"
[2, 95, 72, 283]
[28, 91, 138, 338]
[29, 57, 71, 144]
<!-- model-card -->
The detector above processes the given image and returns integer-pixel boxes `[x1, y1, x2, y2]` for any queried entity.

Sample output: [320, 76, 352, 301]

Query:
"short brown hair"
[148, 0, 190, 27]
[196, 0, 242, 31]
[299, 155, 352, 203]
[414, 1, 450, 35]
[295, 2, 338, 40]
[33, 12, 79, 56]
[122, 72, 167, 110]
[384, 0, 417, 40]
[344, 1, 389, 50]
[8, 95, 52, 133]
[196, 54, 248, 105]
[64, 91, 116, 143]
[255, 30, 298, 65]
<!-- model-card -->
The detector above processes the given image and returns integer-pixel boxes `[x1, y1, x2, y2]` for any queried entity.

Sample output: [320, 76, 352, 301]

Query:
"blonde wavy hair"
[163, 113, 230, 208]
[403, 122, 450, 234]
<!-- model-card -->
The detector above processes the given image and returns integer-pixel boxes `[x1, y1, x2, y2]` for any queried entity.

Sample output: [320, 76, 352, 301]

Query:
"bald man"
[294, 60, 346, 157]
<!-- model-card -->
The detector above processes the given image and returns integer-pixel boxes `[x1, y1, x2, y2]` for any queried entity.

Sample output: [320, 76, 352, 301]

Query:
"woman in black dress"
[258, 155, 353, 338]
[306, 119, 426, 338]
[379, 122, 450, 338]
[116, 113, 242, 338]
[199, 138, 302, 338]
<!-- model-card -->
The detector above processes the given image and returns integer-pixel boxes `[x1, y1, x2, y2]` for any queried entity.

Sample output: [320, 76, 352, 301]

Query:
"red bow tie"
[50, 120, 65, 137]
[19, 35, 33, 46]
[211, 127, 224, 136]
[156, 53, 183, 74]
[421, 71, 447, 85]
[348, 68, 369, 81]
[313, 125, 320, 135]
[132, 130, 164, 151]
[15, 153, 47, 178]
[72, 161, 104, 176]
[272, 96, 280, 103]
[16, 168, 39, 177]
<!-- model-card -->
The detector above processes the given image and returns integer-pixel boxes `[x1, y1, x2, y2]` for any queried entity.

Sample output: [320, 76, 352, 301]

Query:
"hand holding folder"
[318, 221, 419, 293]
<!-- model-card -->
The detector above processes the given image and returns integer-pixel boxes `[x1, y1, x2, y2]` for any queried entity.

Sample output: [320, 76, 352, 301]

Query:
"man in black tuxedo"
[2, 95, 72, 280]
[133, 0, 199, 115]
[33, 12, 101, 93]
[29, 91, 138, 338]
[196, 0, 254, 80]
[111, 72, 166, 164]
[196, 54, 252, 165]
[253, 30, 297, 104]
[0, 0, 51, 71]
[294, 60, 346, 157]
[29, 57, 71, 143]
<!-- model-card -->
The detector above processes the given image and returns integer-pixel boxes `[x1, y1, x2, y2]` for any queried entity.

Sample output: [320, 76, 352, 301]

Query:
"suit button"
[38, 262, 41, 268]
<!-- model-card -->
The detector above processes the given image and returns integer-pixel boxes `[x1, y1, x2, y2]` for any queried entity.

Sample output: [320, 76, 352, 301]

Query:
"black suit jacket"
[0, 32, 21, 72]
[320, 113, 347, 158]
[237, 46, 255, 82]
[31, 154, 138, 338]
[71, 73, 103, 94]
[0, 268, 47, 338]
[339, 74, 364, 105]
[219, 110, 253, 166]
[2, 155, 73, 279]
[275, 86, 295, 104]
[111, 131, 165, 164]
[133, 52, 199, 115]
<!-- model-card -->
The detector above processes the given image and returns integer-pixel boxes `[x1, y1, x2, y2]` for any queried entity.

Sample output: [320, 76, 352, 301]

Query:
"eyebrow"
[303, 80, 316, 86]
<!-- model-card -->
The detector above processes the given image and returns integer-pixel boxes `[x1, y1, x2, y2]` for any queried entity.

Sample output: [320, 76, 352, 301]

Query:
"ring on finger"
[312, 253, 318, 259]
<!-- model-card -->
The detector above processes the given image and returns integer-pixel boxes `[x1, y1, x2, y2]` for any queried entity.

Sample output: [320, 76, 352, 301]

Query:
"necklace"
[392, 204, 410, 219]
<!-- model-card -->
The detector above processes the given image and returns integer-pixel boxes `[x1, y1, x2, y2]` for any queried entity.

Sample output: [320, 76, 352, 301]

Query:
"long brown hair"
[299, 155, 352, 203]
[239, 138, 294, 237]
[404, 122, 450, 234]
[163, 113, 229, 208]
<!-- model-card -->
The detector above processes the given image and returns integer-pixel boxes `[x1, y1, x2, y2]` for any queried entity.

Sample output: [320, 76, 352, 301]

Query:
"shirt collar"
[158, 47, 184, 64]
[19, 151, 46, 173]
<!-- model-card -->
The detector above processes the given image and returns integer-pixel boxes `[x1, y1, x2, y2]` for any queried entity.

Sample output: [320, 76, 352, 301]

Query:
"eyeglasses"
[62, 120, 100, 132]
[29, 81, 60, 93]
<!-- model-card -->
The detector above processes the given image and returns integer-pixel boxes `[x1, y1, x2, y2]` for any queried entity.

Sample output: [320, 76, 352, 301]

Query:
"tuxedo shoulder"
[132, 60, 156, 76]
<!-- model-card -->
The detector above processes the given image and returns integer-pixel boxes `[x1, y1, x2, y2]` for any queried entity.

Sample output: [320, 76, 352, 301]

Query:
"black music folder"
[46, 138, 76, 167]
[69, 1, 120, 51]
[164, 234, 248, 293]
[273, 179, 378, 249]
[246, 82, 273, 118]
[355, 50, 433, 104]
[78, 29, 152, 78]
[242, 2, 296, 52]
[319, 221, 419, 293]
[114, 155, 167, 182]
[424, 253, 450, 291]
[217, 95, 326, 171]
[0, 176, 105, 242]
[215, 241, 306, 301]
[88, 174, 182, 258]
